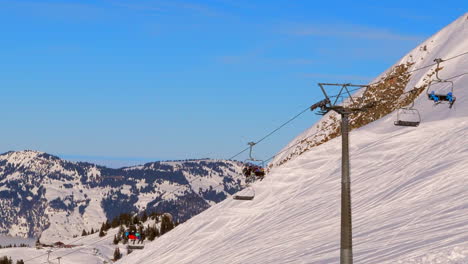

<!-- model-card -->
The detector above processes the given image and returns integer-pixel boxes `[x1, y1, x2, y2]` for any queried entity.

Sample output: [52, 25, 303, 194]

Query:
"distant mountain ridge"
[0, 150, 244, 241]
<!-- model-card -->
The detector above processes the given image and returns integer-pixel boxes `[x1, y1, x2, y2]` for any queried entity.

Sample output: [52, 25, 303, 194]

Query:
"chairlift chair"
[127, 244, 145, 250]
[394, 101, 421, 127]
[233, 187, 255, 201]
[233, 142, 264, 201]
[126, 238, 145, 249]
[426, 58, 456, 108]
[125, 229, 145, 249]
[233, 163, 261, 201]
[243, 142, 265, 178]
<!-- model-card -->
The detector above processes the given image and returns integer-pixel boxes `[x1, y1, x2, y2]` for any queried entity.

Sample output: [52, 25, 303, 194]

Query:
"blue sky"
[0, 0, 465, 167]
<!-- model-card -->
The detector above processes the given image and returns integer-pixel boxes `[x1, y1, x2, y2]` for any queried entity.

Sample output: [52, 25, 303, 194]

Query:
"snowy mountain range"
[117, 13, 468, 264]
[0, 150, 244, 241]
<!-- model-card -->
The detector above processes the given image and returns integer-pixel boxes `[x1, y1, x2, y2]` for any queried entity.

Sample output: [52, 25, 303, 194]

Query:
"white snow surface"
[0, 217, 163, 264]
[117, 13, 468, 264]
[1, 227, 122, 264]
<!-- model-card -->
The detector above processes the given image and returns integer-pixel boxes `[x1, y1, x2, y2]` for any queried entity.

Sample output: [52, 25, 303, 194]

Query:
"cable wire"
[368, 51, 468, 86]
[228, 105, 313, 160]
[228, 147, 250, 161]
[255, 106, 311, 145]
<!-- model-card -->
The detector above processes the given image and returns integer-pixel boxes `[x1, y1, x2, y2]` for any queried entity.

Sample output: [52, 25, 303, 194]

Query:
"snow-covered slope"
[0, 213, 167, 264]
[117, 13, 468, 264]
[0, 151, 244, 241]
[0, 228, 118, 264]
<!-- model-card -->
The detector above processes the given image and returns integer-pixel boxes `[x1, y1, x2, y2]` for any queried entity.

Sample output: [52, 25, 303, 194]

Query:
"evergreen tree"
[0, 256, 12, 264]
[141, 211, 148, 222]
[81, 229, 87, 236]
[117, 224, 125, 241]
[113, 248, 122, 261]
[132, 215, 140, 225]
[104, 220, 111, 231]
[119, 213, 131, 227]
[90, 228, 94, 234]
[155, 225, 160, 238]
[160, 214, 175, 235]
[147, 225, 160, 241]
[16, 260, 24, 264]
[99, 222, 108, 237]
[99, 228, 105, 237]
[113, 235, 119, 245]
[111, 217, 119, 228]
[138, 225, 145, 241]
[149, 211, 158, 220]
[153, 213, 160, 223]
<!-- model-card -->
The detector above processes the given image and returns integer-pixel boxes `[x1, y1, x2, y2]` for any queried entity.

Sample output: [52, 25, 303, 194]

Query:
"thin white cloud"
[217, 55, 247, 64]
[216, 55, 314, 66]
[0, 0, 103, 20]
[286, 23, 424, 42]
[285, 58, 314, 65]
[300, 73, 374, 82]
[367, 6, 435, 21]
[110, 2, 164, 12]
[174, 2, 223, 17]
[108, 0, 227, 17]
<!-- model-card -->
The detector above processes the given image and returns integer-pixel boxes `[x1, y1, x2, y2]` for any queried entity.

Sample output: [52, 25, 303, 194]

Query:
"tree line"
[0, 256, 24, 264]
